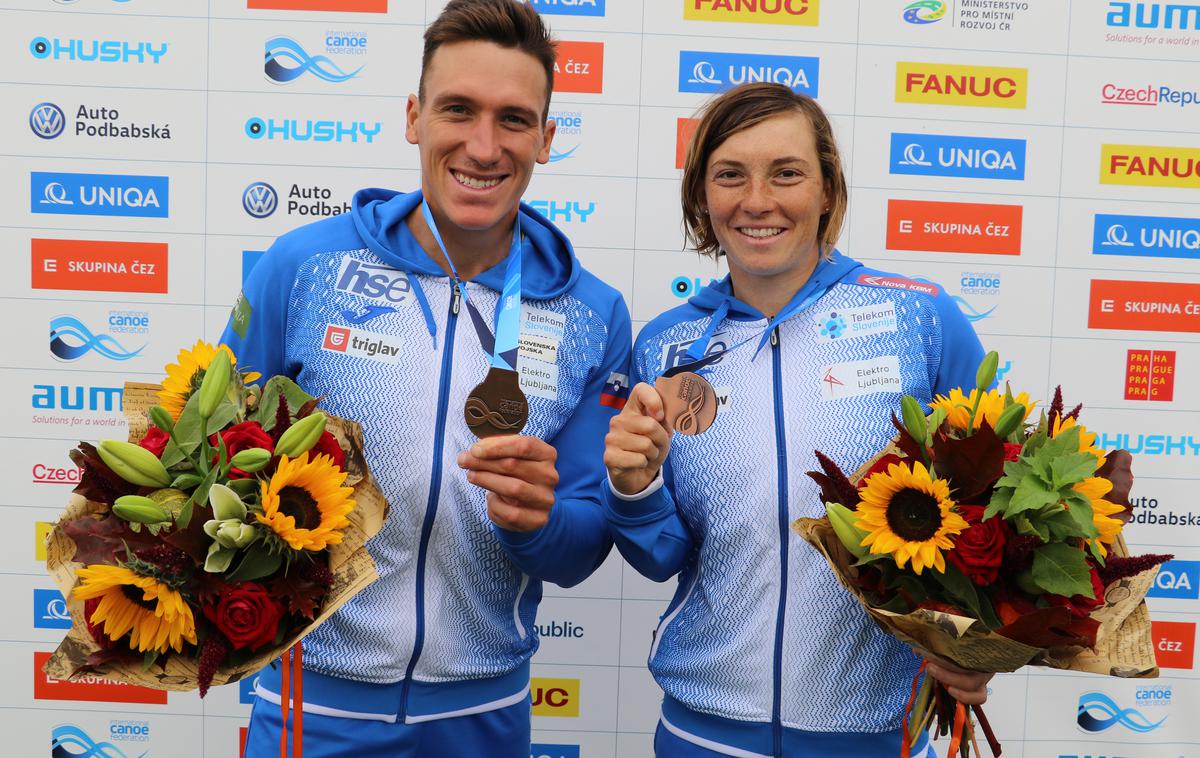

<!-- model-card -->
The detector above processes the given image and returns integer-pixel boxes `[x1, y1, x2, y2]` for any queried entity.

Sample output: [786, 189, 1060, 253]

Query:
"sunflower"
[855, 461, 969, 574]
[159, 341, 238, 420]
[1052, 415, 1107, 468]
[1074, 476, 1124, 558]
[929, 388, 1036, 432]
[258, 452, 355, 551]
[73, 565, 197, 653]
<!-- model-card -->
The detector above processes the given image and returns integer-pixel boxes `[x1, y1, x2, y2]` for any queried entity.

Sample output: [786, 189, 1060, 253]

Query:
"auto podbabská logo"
[30, 103, 66, 139]
[243, 182, 278, 218]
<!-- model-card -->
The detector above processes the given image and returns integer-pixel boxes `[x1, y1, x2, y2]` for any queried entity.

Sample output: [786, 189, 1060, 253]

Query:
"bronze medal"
[465, 366, 528, 438]
[654, 371, 717, 436]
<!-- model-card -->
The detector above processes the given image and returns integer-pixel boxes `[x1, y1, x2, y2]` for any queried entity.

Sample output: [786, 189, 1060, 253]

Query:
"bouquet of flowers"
[794, 352, 1169, 758]
[43, 341, 387, 697]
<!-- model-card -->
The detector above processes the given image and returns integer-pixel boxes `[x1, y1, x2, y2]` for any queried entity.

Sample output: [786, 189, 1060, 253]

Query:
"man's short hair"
[421, 0, 557, 118]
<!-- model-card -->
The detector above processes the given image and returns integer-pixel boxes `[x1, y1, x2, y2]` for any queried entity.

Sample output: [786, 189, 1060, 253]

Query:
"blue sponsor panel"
[34, 588, 73, 629]
[239, 674, 259, 704]
[531, 745, 580, 758]
[1147, 559, 1199, 600]
[31, 171, 168, 218]
[678, 50, 819, 96]
[529, 0, 605, 16]
[889, 133, 1026, 180]
[1092, 213, 1200, 260]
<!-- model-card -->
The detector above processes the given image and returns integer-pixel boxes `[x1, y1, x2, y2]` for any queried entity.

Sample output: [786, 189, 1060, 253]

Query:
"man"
[225, 2, 631, 755]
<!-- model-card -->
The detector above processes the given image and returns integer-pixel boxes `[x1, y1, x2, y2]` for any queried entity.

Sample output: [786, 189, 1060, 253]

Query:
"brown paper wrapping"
[42, 381, 389, 691]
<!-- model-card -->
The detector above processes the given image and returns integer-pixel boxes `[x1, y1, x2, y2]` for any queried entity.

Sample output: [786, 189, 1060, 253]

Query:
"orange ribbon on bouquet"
[278, 643, 304, 758]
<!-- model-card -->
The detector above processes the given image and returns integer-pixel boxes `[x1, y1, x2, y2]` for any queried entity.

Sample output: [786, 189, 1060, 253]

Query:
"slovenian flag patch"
[600, 371, 630, 409]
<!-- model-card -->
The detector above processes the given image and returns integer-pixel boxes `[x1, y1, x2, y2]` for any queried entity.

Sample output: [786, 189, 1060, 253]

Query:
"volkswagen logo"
[30, 102, 65, 139]
[242, 182, 278, 218]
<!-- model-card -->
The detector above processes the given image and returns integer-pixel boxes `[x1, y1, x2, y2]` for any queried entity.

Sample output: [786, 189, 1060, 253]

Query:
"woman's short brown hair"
[681, 83, 848, 259]
[421, 0, 557, 118]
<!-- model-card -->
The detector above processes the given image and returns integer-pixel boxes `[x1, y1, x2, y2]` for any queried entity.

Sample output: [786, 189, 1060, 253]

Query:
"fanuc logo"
[531, 677, 580, 717]
[1100, 144, 1200, 188]
[683, 0, 818, 26]
[896, 62, 1027, 109]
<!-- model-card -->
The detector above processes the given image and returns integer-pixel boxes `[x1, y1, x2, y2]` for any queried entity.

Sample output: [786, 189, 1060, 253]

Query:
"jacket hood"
[688, 250, 863, 319]
[350, 188, 580, 300]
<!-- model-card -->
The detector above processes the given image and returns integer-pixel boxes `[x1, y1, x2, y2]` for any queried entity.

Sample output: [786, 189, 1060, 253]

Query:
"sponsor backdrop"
[2, 0, 1198, 756]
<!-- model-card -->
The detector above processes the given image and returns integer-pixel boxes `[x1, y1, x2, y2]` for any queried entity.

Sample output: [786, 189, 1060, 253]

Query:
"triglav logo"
[245, 116, 380, 143]
[1100, 144, 1200, 188]
[528, 200, 596, 224]
[30, 36, 167, 64]
[529, 0, 605, 16]
[1093, 214, 1200, 260]
[31, 172, 168, 218]
[896, 62, 1027, 108]
[1077, 691, 1166, 733]
[264, 36, 364, 84]
[33, 588, 72, 629]
[889, 133, 1026, 180]
[903, 1, 946, 23]
[243, 182, 278, 218]
[548, 110, 582, 162]
[679, 51, 818, 96]
[49, 314, 146, 362]
[30, 103, 65, 139]
[683, 0, 818, 26]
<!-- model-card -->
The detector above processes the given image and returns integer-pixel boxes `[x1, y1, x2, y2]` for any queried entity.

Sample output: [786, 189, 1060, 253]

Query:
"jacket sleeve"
[600, 331, 695, 583]
[217, 236, 298, 382]
[929, 288, 986, 396]
[493, 295, 632, 588]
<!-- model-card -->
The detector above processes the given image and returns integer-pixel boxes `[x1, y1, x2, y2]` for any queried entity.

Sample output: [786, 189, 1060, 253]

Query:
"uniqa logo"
[264, 36, 363, 84]
[903, 0, 946, 23]
[243, 182, 278, 218]
[889, 133, 1026, 180]
[1093, 214, 1200, 259]
[679, 51, 818, 96]
[1147, 559, 1200, 599]
[30, 102, 65, 139]
[29, 36, 167, 64]
[529, 0, 606, 17]
[31, 171, 168, 218]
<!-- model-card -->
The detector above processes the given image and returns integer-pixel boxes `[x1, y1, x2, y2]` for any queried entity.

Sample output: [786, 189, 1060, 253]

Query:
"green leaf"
[141, 650, 159, 671]
[1063, 498, 1099, 539]
[892, 574, 931, 605]
[876, 595, 914, 614]
[178, 465, 220, 530]
[929, 561, 987, 622]
[1031, 543, 1094, 599]
[984, 488, 1013, 519]
[225, 544, 283, 582]
[1009, 474, 1058, 514]
[1042, 509, 1085, 542]
[252, 376, 316, 431]
[996, 458, 1031, 489]
[1088, 538, 1107, 566]
[1040, 425, 1081, 460]
[171, 472, 203, 490]
[1050, 451, 1100, 489]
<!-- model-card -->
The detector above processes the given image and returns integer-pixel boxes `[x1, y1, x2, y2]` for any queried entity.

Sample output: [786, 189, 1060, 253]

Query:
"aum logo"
[264, 36, 363, 84]
[1076, 691, 1166, 733]
[243, 182, 278, 218]
[30, 102, 66, 139]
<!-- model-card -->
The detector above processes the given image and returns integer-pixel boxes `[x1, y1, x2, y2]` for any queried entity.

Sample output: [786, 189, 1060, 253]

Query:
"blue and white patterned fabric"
[604, 251, 982, 757]
[221, 188, 630, 723]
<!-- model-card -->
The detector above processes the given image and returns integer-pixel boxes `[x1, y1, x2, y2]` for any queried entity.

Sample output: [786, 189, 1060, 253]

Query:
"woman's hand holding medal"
[604, 383, 675, 496]
[458, 435, 559, 532]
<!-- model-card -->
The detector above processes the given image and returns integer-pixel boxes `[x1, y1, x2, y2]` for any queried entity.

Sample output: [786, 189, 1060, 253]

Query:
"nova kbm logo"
[896, 62, 1027, 108]
[1094, 214, 1200, 260]
[243, 182, 278, 218]
[529, 0, 605, 16]
[903, 1, 946, 23]
[679, 51, 818, 96]
[32, 172, 168, 218]
[30, 36, 167, 64]
[49, 314, 146, 362]
[30, 103, 66, 139]
[1076, 690, 1166, 733]
[889, 133, 1025, 180]
[264, 36, 363, 84]
[683, 0, 818, 26]
[34, 589, 72, 630]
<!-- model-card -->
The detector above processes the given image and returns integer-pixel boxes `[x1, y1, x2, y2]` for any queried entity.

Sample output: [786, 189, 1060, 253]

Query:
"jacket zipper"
[770, 326, 788, 757]
[398, 282, 461, 721]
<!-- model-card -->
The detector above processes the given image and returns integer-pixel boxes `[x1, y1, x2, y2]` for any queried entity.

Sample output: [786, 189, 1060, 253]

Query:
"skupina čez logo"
[903, 1, 946, 24]
[30, 102, 66, 139]
[243, 181, 278, 218]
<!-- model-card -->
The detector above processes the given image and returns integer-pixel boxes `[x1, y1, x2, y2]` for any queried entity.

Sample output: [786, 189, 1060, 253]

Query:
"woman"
[603, 83, 992, 757]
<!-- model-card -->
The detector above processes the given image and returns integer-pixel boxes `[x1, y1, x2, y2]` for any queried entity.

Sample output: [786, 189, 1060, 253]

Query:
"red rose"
[1048, 567, 1107, 619]
[210, 421, 274, 479]
[138, 427, 170, 458]
[310, 430, 346, 470]
[1002, 443, 1023, 462]
[203, 582, 285, 651]
[859, 454, 904, 486]
[947, 505, 1010, 586]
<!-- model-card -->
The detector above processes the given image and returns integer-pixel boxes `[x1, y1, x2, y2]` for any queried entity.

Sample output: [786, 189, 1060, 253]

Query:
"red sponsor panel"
[885, 200, 1022, 255]
[247, 0, 386, 11]
[676, 118, 698, 170]
[323, 325, 351, 352]
[1089, 280, 1200, 333]
[554, 41, 604, 94]
[854, 273, 940, 297]
[1124, 349, 1176, 401]
[32, 238, 168, 294]
[1152, 621, 1195, 670]
[33, 652, 168, 704]
[240, 726, 248, 757]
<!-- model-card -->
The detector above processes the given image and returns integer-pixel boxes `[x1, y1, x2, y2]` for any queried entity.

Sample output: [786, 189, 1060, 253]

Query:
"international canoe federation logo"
[242, 181, 278, 218]
[30, 102, 66, 139]
[949, 295, 997, 322]
[1076, 691, 1166, 733]
[49, 315, 144, 362]
[264, 36, 362, 84]
[903, 0, 946, 24]
[51, 724, 138, 758]
[819, 311, 847, 338]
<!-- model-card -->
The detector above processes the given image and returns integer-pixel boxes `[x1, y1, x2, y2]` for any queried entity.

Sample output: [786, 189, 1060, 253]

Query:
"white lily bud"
[208, 483, 247, 521]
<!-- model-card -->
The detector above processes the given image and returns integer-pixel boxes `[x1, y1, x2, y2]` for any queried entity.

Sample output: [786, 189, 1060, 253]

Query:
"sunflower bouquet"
[794, 352, 1169, 758]
[43, 341, 387, 696]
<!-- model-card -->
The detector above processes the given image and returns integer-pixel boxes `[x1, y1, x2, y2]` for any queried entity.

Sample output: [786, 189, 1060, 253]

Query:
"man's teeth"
[453, 171, 502, 189]
[740, 227, 783, 238]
